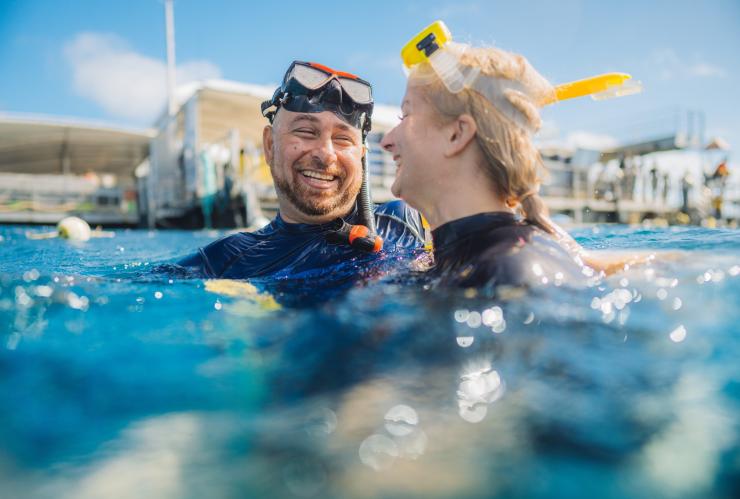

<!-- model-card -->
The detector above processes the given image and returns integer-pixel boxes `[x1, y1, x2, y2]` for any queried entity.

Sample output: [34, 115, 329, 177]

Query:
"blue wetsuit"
[175, 201, 424, 303]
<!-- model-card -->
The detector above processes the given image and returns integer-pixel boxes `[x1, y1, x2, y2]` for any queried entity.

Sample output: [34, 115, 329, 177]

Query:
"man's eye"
[295, 128, 316, 135]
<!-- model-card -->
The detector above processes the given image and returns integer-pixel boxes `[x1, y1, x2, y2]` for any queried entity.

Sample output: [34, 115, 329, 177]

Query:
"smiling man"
[176, 61, 423, 282]
[265, 110, 362, 224]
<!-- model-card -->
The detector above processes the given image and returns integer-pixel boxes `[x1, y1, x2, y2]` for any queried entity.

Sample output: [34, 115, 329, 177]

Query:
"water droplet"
[482, 306, 503, 326]
[669, 325, 687, 343]
[304, 408, 337, 437]
[359, 434, 398, 471]
[214, 300, 222, 311]
[68, 293, 89, 311]
[396, 428, 428, 459]
[22, 269, 40, 282]
[466, 311, 482, 328]
[531, 263, 543, 276]
[454, 309, 469, 323]
[456, 336, 474, 347]
[672, 297, 682, 310]
[492, 320, 506, 333]
[384, 405, 418, 437]
[458, 402, 487, 423]
[656, 288, 668, 300]
[154, 291, 163, 299]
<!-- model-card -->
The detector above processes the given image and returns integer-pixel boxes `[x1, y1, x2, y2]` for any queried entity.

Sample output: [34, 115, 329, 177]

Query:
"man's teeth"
[301, 171, 335, 181]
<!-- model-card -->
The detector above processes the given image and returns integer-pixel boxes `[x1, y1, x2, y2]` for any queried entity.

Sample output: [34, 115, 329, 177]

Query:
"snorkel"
[401, 21, 642, 117]
[262, 61, 382, 253]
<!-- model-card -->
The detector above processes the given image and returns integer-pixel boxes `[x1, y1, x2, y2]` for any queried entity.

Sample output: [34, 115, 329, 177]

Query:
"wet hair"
[410, 46, 556, 234]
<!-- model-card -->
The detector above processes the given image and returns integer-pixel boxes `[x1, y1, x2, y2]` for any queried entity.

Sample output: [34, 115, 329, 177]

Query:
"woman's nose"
[380, 130, 395, 153]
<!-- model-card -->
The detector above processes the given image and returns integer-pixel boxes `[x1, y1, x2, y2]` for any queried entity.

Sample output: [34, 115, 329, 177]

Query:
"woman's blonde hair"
[410, 46, 556, 234]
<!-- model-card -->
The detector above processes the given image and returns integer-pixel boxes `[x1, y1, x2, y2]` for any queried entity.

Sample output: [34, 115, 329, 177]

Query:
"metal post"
[147, 0, 178, 228]
[165, 0, 177, 119]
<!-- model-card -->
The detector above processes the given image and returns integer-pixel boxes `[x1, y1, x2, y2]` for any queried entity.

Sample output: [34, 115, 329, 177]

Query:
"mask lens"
[287, 64, 331, 89]
[339, 77, 372, 104]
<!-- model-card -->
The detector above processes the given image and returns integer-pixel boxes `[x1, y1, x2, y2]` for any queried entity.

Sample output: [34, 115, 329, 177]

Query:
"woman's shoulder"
[458, 224, 585, 289]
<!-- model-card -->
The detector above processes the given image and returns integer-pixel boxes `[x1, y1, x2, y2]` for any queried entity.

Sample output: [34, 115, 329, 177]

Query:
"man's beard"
[273, 166, 361, 217]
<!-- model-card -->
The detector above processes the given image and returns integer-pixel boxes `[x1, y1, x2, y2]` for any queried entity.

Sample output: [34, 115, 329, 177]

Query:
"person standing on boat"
[176, 61, 424, 281]
[650, 162, 659, 203]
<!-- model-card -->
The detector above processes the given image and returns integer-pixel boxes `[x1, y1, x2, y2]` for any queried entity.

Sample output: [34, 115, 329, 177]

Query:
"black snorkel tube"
[261, 61, 383, 253]
[330, 114, 383, 253]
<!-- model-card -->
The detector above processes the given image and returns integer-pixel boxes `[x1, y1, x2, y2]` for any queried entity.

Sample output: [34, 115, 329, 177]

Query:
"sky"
[1, 0, 739, 156]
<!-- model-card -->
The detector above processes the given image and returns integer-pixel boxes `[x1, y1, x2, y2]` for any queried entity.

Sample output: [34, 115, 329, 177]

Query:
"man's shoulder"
[373, 200, 421, 225]
[198, 222, 278, 276]
[373, 200, 424, 248]
[374, 199, 410, 216]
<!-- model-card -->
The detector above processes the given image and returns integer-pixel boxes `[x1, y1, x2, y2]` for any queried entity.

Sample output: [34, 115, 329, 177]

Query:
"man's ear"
[443, 114, 478, 158]
[262, 125, 274, 166]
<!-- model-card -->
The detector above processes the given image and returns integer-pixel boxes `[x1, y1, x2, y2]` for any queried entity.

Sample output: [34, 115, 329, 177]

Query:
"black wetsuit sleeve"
[175, 249, 216, 278]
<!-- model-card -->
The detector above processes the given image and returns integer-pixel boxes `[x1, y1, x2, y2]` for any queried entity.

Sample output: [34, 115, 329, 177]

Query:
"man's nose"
[312, 135, 338, 165]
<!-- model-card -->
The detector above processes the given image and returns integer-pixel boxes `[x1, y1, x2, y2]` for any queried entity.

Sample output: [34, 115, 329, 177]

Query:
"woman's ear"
[443, 114, 478, 158]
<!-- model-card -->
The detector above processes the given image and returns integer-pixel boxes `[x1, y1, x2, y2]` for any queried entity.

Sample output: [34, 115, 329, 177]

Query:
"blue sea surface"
[0, 224, 738, 498]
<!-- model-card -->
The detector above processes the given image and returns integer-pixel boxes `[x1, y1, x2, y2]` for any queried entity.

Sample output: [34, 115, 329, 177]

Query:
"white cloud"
[688, 62, 726, 78]
[649, 49, 726, 80]
[64, 32, 221, 123]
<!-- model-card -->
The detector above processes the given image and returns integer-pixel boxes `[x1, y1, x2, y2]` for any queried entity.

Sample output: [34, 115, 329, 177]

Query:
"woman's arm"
[546, 216, 654, 276]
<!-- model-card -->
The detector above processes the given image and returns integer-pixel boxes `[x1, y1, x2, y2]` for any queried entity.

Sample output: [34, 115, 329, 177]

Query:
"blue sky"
[1, 0, 739, 153]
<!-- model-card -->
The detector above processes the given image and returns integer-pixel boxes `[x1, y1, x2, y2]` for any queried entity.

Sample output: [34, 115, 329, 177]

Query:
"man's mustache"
[296, 157, 345, 179]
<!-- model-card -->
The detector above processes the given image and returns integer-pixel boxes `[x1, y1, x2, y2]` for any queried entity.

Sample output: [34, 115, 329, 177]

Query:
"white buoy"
[26, 216, 113, 241]
[57, 216, 92, 241]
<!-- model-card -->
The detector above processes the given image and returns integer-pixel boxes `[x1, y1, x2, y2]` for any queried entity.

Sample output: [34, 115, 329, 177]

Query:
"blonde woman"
[380, 28, 631, 288]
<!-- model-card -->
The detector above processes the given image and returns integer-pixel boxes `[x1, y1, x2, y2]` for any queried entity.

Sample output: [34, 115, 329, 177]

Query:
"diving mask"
[261, 61, 374, 133]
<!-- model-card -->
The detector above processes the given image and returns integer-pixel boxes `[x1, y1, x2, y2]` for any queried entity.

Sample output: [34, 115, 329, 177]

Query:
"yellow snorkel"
[401, 20, 642, 106]
[550, 73, 642, 103]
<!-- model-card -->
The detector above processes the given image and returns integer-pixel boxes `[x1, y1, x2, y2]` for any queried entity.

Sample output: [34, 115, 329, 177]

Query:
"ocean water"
[0, 223, 738, 499]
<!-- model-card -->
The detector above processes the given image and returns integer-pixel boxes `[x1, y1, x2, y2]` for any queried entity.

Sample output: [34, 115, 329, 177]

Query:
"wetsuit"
[177, 200, 423, 281]
[430, 212, 585, 289]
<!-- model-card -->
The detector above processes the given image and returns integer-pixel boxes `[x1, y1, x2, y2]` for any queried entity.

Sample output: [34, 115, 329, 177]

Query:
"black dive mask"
[261, 61, 374, 134]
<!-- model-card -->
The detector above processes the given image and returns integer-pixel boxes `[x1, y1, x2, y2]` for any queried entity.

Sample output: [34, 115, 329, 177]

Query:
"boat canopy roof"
[0, 113, 154, 176]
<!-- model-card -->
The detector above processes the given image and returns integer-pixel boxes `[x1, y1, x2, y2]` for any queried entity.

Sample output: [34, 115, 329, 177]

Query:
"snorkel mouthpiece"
[416, 32, 440, 57]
